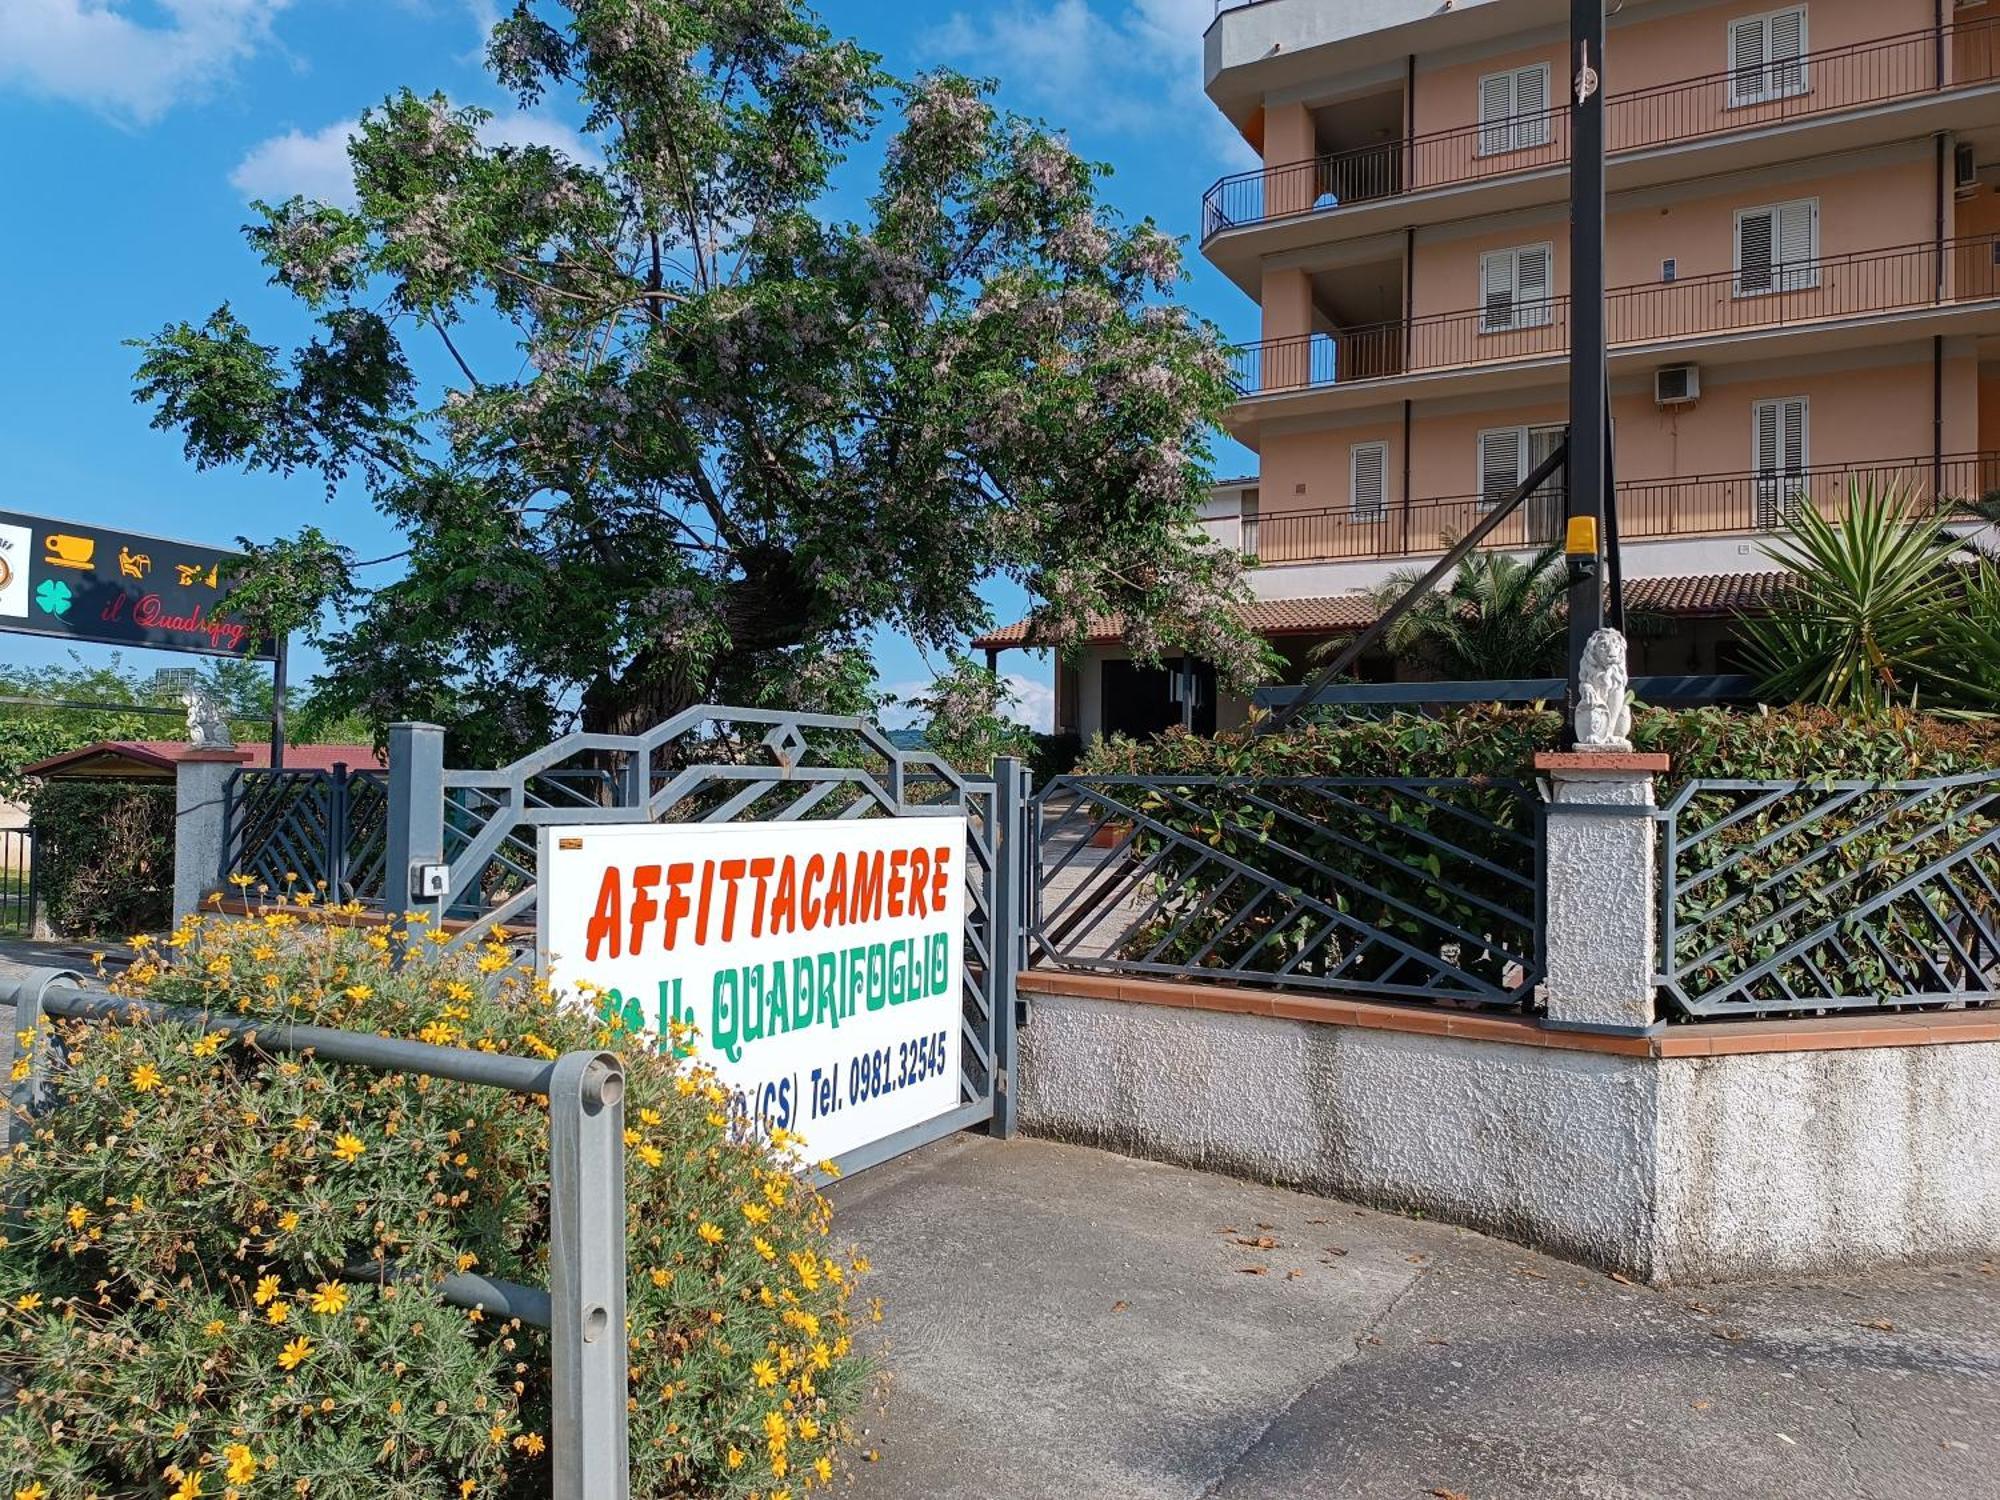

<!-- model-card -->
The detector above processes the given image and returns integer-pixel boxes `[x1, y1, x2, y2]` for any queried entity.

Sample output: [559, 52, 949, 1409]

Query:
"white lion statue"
[183, 689, 236, 751]
[1574, 627, 1633, 751]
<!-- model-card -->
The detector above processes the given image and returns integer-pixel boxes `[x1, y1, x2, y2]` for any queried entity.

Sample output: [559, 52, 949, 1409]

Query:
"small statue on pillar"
[1574, 627, 1633, 751]
[182, 689, 236, 751]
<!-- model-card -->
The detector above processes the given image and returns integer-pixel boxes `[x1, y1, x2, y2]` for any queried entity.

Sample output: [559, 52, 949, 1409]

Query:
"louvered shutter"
[1482, 249, 1517, 331]
[1738, 208, 1776, 293]
[1479, 71, 1515, 156]
[1515, 65, 1550, 149]
[1776, 198, 1817, 289]
[1527, 426, 1567, 541]
[1753, 398, 1809, 524]
[1351, 443, 1388, 519]
[1515, 245, 1552, 327]
[1770, 8, 1806, 96]
[1480, 428, 1524, 507]
[1730, 15, 1769, 105]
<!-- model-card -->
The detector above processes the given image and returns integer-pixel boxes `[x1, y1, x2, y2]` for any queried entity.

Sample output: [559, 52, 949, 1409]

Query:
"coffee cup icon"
[43, 534, 95, 571]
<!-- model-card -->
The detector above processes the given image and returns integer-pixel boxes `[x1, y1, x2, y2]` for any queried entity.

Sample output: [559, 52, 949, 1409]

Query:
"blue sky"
[0, 0, 1258, 730]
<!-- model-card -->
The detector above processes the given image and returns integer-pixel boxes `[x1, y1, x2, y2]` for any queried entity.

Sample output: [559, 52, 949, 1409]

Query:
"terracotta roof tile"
[971, 570, 1795, 650]
[23, 740, 384, 780]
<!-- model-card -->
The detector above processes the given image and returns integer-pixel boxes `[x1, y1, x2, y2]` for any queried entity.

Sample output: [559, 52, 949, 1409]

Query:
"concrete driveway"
[833, 1134, 2000, 1500]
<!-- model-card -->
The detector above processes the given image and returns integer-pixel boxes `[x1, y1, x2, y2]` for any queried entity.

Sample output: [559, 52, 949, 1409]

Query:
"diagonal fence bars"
[0, 968, 630, 1500]
[1033, 775, 1545, 1007]
[1657, 772, 2000, 1017]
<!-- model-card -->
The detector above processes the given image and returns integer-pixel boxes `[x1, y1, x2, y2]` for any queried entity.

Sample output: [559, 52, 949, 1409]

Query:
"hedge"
[25, 780, 175, 937]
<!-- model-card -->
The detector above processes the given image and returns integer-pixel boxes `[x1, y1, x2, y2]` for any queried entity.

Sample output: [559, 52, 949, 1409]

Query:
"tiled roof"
[23, 740, 385, 780]
[971, 570, 1795, 650]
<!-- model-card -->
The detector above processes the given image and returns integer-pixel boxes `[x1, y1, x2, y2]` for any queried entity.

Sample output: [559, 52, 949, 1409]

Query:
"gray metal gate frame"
[1, 968, 629, 1500]
[361, 704, 1023, 1168]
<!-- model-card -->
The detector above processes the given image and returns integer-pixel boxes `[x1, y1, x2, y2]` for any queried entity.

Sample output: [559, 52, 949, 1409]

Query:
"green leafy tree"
[130, 0, 1266, 765]
[897, 655, 1034, 771]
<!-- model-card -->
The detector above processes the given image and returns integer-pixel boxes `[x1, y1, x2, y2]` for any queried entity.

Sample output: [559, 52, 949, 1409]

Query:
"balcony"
[1201, 20, 2000, 242]
[1243, 452, 2000, 566]
[1229, 235, 2000, 398]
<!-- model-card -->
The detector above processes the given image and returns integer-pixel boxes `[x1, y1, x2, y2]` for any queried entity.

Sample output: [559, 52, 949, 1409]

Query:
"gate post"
[989, 756, 1027, 1139]
[175, 750, 249, 921]
[385, 723, 447, 938]
[1535, 750, 1665, 1033]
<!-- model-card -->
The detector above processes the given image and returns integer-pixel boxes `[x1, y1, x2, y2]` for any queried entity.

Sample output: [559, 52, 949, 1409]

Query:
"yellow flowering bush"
[0, 910, 873, 1500]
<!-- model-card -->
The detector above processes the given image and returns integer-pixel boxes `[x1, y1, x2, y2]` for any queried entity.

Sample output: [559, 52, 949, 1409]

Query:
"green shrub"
[26, 781, 175, 937]
[0, 911, 873, 1499]
[1070, 707, 2000, 1015]
[1077, 704, 2000, 786]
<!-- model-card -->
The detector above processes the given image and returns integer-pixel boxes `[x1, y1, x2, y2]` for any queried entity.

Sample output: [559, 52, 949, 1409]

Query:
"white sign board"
[539, 815, 966, 1162]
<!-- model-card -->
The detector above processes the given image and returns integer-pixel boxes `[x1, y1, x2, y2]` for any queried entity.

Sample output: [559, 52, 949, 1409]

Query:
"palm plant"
[1359, 544, 1570, 682]
[1739, 476, 1982, 716]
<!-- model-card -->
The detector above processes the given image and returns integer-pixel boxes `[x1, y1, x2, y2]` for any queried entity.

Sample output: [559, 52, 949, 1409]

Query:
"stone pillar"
[1535, 751, 1666, 1034]
[174, 750, 251, 921]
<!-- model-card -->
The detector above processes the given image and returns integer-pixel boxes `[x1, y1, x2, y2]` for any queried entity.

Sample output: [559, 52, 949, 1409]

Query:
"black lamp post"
[1564, 0, 1609, 739]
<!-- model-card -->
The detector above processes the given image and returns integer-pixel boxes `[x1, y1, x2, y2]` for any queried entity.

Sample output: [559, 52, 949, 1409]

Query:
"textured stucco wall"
[1541, 768, 1656, 1030]
[1017, 987, 2000, 1283]
[1018, 992, 1665, 1278]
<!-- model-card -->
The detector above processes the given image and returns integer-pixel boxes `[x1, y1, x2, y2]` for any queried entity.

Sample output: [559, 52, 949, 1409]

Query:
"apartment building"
[979, 0, 2000, 740]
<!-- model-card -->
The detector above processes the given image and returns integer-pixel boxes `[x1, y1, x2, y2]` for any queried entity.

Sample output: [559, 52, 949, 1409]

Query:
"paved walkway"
[832, 1134, 2000, 1500]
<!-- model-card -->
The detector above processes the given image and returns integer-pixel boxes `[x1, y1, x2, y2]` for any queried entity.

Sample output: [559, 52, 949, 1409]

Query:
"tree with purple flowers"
[130, 0, 1267, 762]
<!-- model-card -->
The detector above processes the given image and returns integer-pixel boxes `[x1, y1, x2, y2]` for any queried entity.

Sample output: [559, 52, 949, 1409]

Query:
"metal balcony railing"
[1201, 20, 2000, 239]
[1229, 235, 2000, 397]
[1241, 452, 2000, 565]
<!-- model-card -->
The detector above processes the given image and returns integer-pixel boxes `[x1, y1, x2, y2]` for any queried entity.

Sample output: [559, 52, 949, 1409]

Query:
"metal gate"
[224, 706, 1026, 1173]
[0, 826, 32, 934]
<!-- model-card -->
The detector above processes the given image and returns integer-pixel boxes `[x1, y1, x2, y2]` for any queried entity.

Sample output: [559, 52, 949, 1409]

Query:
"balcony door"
[1753, 397, 1809, 528]
[1477, 424, 1568, 543]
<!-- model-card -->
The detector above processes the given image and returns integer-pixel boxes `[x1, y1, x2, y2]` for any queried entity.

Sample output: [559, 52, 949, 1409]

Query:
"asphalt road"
[833, 1134, 2000, 1500]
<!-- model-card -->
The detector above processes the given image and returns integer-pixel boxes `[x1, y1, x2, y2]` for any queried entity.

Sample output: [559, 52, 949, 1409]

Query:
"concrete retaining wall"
[1016, 985, 2000, 1283]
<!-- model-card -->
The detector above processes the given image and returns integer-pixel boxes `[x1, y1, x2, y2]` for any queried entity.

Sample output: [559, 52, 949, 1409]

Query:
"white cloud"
[0, 0, 294, 125]
[230, 116, 361, 207]
[229, 110, 593, 207]
[1003, 672, 1057, 734]
[924, 0, 1246, 158]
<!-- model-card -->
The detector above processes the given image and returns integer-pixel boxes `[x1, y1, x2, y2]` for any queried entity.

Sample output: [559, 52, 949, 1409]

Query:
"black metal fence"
[1657, 773, 2000, 1017]
[1033, 775, 1544, 1008]
[224, 763, 389, 903]
[1230, 236, 2000, 396]
[1201, 20, 2000, 238]
[0, 827, 32, 935]
[1245, 451, 2000, 565]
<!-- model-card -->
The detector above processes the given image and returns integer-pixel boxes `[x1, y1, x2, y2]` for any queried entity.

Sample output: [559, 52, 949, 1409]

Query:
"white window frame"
[1479, 242, 1556, 333]
[1476, 63, 1554, 157]
[1734, 198, 1819, 297]
[1476, 423, 1568, 509]
[1349, 442, 1389, 521]
[1727, 5, 1809, 108]
[1752, 396, 1811, 526]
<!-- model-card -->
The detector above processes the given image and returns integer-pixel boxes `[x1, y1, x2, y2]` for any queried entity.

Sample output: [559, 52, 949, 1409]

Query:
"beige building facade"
[983, 0, 2000, 740]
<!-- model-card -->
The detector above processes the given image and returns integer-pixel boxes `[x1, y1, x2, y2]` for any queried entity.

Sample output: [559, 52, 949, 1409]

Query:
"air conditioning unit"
[1956, 143, 1978, 191]
[1655, 364, 1700, 406]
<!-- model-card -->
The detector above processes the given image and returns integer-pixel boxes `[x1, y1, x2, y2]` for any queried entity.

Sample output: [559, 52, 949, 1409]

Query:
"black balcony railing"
[1229, 234, 2000, 396]
[1201, 20, 2000, 239]
[1242, 452, 2000, 565]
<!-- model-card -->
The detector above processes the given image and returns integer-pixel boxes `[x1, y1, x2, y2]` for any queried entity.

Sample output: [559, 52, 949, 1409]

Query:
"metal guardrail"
[1201, 19, 2000, 238]
[1655, 774, 2000, 1017]
[1229, 235, 2000, 396]
[1033, 774, 1543, 1006]
[1243, 452, 2000, 565]
[0, 970, 630, 1500]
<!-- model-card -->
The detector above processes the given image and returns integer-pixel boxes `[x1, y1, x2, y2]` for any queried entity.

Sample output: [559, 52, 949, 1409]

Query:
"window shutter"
[1481, 249, 1517, 331]
[1738, 208, 1775, 293]
[1515, 65, 1550, 148]
[1769, 7, 1806, 96]
[1351, 443, 1387, 519]
[1479, 428, 1524, 506]
[1479, 71, 1515, 156]
[1516, 245, 1552, 326]
[1730, 15, 1769, 105]
[1776, 199, 1817, 288]
[1754, 400, 1782, 474]
[1781, 397, 1808, 473]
